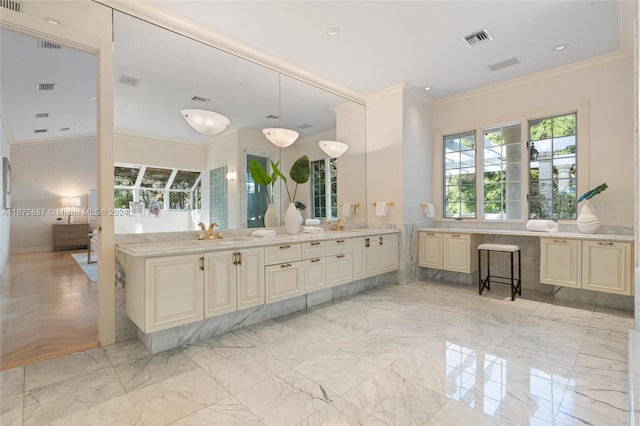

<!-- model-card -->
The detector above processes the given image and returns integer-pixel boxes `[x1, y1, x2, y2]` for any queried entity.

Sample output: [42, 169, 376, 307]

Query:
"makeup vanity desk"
[418, 227, 634, 296]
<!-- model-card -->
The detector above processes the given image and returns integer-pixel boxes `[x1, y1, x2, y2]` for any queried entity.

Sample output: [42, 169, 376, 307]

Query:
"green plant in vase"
[249, 158, 281, 227]
[576, 182, 607, 234]
[272, 155, 310, 233]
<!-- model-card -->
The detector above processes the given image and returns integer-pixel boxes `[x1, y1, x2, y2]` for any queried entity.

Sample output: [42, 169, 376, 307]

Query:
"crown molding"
[10, 134, 96, 147]
[114, 130, 205, 148]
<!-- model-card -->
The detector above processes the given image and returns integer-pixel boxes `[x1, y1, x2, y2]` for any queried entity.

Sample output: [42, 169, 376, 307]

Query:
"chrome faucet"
[197, 222, 219, 239]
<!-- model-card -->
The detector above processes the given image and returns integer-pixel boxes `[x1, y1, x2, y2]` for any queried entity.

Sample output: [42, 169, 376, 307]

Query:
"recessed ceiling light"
[75, 123, 81, 127]
[43, 17, 60, 25]
[89, 96, 96, 100]
[326, 27, 340, 36]
[239, 82, 250, 88]
[554, 44, 569, 52]
[424, 86, 433, 91]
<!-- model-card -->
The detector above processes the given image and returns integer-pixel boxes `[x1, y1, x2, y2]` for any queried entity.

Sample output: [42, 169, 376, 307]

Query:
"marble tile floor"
[0, 280, 635, 426]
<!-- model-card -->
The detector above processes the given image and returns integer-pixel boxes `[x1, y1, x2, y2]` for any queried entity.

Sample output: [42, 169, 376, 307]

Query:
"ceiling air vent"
[35, 113, 50, 118]
[191, 96, 210, 103]
[37, 40, 62, 49]
[488, 57, 520, 72]
[265, 114, 279, 120]
[34, 129, 48, 134]
[0, 0, 22, 12]
[297, 123, 312, 130]
[119, 75, 139, 87]
[35, 83, 55, 91]
[60, 127, 70, 131]
[463, 28, 493, 47]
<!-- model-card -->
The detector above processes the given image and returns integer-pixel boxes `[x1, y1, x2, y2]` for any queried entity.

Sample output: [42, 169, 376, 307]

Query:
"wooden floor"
[0, 250, 98, 371]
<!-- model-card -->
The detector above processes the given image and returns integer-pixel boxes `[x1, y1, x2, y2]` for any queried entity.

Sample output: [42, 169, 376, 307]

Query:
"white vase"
[264, 203, 278, 227]
[576, 201, 600, 234]
[297, 209, 303, 225]
[284, 202, 300, 234]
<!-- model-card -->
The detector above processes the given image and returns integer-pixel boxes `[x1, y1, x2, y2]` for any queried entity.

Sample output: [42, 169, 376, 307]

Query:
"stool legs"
[479, 249, 521, 300]
[510, 250, 522, 301]
[478, 249, 490, 295]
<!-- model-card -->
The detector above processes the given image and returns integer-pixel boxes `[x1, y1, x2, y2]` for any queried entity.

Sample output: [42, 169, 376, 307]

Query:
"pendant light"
[263, 74, 299, 148]
[319, 141, 348, 158]
[180, 109, 230, 135]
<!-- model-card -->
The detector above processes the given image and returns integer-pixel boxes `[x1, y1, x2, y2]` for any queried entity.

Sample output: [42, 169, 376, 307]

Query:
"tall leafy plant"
[271, 155, 310, 207]
[249, 158, 281, 204]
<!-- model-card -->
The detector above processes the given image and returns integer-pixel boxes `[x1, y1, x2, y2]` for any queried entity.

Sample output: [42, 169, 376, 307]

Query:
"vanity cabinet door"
[237, 247, 266, 309]
[419, 232, 443, 269]
[351, 237, 368, 281]
[581, 241, 632, 295]
[443, 233, 472, 273]
[204, 250, 237, 318]
[303, 257, 326, 292]
[540, 238, 581, 288]
[265, 262, 303, 303]
[378, 234, 399, 274]
[145, 255, 203, 332]
[327, 253, 352, 287]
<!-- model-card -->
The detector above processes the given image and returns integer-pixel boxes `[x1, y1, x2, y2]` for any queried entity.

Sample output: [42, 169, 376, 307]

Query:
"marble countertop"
[418, 227, 634, 242]
[116, 228, 400, 257]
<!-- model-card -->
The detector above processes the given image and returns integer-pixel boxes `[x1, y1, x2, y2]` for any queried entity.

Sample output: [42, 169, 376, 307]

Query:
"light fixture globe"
[180, 109, 230, 135]
[262, 128, 299, 148]
[319, 141, 348, 158]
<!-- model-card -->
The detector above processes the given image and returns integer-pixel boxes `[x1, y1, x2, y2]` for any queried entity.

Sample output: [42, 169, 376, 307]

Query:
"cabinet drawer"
[301, 241, 326, 259]
[265, 262, 303, 303]
[265, 243, 301, 265]
[326, 253, 352, 287]
[326, 238, 351, 255]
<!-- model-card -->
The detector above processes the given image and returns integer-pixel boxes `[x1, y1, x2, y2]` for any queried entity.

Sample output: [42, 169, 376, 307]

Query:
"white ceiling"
[0, 1, 630, 145]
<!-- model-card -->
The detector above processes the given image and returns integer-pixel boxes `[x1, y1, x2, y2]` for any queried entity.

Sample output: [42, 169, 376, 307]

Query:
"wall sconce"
[60, 196, 81, 223]
[180, 109, 230, 135]
[319, 141, 348, 158]
[226, 171, 237, 181]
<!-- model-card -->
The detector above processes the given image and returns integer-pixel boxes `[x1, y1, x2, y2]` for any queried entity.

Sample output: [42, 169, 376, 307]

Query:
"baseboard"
[10, 246, 52, 253]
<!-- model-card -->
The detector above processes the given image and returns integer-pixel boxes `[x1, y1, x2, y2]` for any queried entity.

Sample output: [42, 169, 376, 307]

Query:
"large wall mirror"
[112, 11, 366, 234]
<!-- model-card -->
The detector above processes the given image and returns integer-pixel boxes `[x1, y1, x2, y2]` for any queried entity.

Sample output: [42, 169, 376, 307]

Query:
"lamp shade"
[262, 128, 299, 148]
[61, 197, 81, 207]
[319, 141, 348, 158]
[180, 109, 230, 135]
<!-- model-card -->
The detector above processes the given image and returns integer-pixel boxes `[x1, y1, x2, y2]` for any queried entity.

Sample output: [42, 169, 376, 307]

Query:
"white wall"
[366, 84, 405, 224]
[10, 137, 96, 251]
[433, 55, 634, 228]
[0, 122, 10, 272]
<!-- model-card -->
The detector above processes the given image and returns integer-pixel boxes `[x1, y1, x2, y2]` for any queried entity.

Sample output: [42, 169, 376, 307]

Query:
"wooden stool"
[478, 243, 521, 301]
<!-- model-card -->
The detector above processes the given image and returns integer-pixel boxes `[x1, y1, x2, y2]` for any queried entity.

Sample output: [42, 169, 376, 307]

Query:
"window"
[482, 124, 522, 220]
[311, 158, 337, 219]
[443, 131, 476, 218]
[441, 111, 578, 222]
[246, 155, 269, 228]
[209, 166, 228, 229]
[528, 112, 577, 220]
[113, 164, 202, 210]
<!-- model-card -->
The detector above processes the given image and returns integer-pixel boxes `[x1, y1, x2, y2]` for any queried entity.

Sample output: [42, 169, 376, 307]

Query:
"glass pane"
[139, 189, 163, 209]
[506, 163, 520, 180]
[553, 114, 576, 137]
[505, 144, 520, 162]
[445, 151, 460, 168]
[114, 189, 133, 209]
[506, 201, 521, 220]
[114, 165, 140, 187]
[461, 202, 476, 217]
[529, 118, 552, 141]
[460, 134, 475, 150]
[171, 170, 200, 189]
[553, 135, 576, 156]
[169, 192, 190, 209]
[141, 167, 171, 189]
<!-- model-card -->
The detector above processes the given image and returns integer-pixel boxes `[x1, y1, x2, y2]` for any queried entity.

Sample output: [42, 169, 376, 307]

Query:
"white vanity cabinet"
[419, 231, 443, 269]
[232, 247, 266, 310]
[301, 241, 327, 292]
[540, 238, 581, 288]
[353, 234, 399, 280]
[540, 237, 633, 296]
[126, 254, 204, 333]
[418, 231, 480, 273]
[581, 240, 632, 295]
[265, 243, 303, 303]
[326, 237, 352, 287]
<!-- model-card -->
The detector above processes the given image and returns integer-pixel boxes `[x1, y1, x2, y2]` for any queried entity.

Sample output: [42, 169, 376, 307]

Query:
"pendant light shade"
[180, 109, 230, 135]
[319, 141, 348, 158]
[263, 128, 299, 148]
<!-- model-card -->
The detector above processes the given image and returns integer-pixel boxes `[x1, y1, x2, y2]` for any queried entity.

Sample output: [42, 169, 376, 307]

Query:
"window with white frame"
[113, 164, 202, 210]
[441, 111, 578, 222]
[482, 124, 522, 220]
[528, 112, 577, 220]
[443, 131, 476, 218]
[311, 158, 337, 219]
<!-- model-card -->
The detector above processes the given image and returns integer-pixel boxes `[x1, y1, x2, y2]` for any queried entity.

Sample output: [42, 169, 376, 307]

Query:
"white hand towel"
[423, 203, 435, 218]
[375, 202, 388, 217]
[251, 229, 276, 237]
[341, 203, 352, 217]
[305, 218, 320, 225]
[525, 220, 558, 233]
[303, 226, 324, 234]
